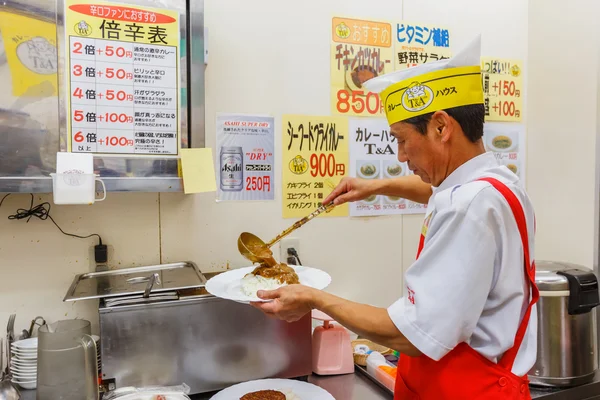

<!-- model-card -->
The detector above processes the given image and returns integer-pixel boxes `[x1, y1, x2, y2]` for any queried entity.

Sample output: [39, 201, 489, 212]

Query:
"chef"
[252, 36, 538, 400]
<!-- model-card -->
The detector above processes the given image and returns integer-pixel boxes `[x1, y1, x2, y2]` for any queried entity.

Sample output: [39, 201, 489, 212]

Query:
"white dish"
[12, 359, 37, 365]
[210, 378, 335, 400]
[356, 160, 380, 179]
[12, 379, 37, 390]
[11, 338, 38, 350]
[205, 265, 332, 304]
[384, 195, 404, 205]
[11, 365, 37, 373]
[12, 372, 36, 380]
[360, 195, 379, 205]
[383, 161, 406, 179]
[12, 354, 37, 361]
[486, 132, 518, 152]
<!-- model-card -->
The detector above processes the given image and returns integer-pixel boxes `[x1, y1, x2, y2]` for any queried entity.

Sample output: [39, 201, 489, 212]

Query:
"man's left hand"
[250, 284, 317, 322]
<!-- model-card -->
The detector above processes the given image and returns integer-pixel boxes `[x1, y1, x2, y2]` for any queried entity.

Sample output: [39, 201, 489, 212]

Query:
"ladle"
[238, 202, 335, 264]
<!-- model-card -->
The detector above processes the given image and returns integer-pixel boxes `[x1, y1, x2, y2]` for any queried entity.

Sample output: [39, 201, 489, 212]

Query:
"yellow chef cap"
[364, 35, 484, 126]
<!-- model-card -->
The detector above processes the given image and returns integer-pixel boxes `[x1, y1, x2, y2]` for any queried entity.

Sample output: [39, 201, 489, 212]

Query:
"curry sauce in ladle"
[238, 202, 335, 265]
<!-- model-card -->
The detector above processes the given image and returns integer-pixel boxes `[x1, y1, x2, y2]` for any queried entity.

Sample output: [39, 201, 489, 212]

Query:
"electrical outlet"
[280, 238, 300, 263]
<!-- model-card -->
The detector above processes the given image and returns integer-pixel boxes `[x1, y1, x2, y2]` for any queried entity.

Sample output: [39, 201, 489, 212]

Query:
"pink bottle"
[311, 310, 355, 375]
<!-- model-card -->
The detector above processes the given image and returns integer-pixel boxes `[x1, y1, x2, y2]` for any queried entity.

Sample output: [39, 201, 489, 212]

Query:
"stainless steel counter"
[18, 370, 600, 399]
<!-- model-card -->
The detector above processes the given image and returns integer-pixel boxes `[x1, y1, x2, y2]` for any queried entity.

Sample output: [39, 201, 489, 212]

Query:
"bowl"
[486, 131, 518, 152]
[384, 195, 404, 205]
[360, 194, 379, 205]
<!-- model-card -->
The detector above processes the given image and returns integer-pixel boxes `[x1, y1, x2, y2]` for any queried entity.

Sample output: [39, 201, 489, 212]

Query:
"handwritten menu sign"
[282, 115, 349, 218]
[349, 118, 426, 216]
[394, 22, 452, 70]
[481, 58, 523, 122]
[65, 0, 180, 154]
[330, 17, 393, 118]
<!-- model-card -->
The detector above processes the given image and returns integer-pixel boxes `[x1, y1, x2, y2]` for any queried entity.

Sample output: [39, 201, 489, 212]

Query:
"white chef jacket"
[388, 152, 537, 377]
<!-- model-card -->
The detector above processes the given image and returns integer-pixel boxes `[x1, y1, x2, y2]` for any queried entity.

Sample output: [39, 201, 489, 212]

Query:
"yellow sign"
[65, 0, 180, 154]
[394, 22, 452, 71]
[481, 58, 523, 122]
[381, 66, 483, 125]
[180, 148, 217, 194]
[330, 17, 393, 118]
[0, 11, 58, 96]
[282, 115, 349, 218]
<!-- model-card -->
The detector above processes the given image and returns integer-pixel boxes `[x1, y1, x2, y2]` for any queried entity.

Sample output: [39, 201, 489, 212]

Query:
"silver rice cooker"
[529, 261, 600, 387]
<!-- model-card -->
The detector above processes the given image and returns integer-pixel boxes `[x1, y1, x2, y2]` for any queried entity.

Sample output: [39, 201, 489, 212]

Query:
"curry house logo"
[510, 64, 521, 78]
[335, 22, 350, 39]
[401, 82, 434, 112]
[289, 155, 308, 175]
[75, 20, 92, 36]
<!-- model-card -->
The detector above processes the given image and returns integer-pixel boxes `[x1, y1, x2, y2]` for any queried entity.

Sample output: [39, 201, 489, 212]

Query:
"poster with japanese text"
[216, 114, 275, 201]
[394, 22, 452, 70]
[330, 17, 393, 118]
[0, 10, 57, 96]
[483, 122, 526, 184]
[349, 118, 426, 216]
[282, 115, 349, 218]
[481, 58, 523, 122]
[65, 0, 180, 154]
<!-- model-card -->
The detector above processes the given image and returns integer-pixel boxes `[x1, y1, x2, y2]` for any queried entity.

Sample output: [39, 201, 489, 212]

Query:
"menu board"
[65, 0, 180, 154]
[394, 21, 452, 70]
[481, 58, 523, 122]
[282, 115, 349, 218]
[330, 17, 393, 118]
[349, 118, 427, 216]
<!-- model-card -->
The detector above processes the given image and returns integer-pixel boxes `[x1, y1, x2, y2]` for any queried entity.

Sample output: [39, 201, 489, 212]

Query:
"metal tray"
[64, 262, 206, 302]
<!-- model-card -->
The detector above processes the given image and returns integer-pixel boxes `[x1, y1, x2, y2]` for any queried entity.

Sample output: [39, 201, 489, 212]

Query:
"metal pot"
[529, 261, 600, 387]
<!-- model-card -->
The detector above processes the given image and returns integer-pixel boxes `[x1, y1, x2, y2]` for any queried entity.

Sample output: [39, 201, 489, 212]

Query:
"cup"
[50, 173, 106, 205]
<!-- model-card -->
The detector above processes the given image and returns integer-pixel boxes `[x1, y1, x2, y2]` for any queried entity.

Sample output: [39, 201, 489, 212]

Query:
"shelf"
[0, 177, 183, 193]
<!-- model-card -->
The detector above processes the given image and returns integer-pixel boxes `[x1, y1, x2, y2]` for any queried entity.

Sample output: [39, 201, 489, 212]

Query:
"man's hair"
[402, 104, 485, 143]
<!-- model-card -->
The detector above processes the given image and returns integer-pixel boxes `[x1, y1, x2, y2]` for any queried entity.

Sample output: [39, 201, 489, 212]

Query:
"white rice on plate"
[241, 274, 288, 297]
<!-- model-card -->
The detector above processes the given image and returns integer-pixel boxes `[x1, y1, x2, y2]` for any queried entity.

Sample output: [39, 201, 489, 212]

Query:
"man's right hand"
[323, 177, 378, 206]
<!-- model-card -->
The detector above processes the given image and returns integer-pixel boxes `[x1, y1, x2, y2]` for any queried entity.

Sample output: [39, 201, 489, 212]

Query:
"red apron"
[394, 177, 539, 400]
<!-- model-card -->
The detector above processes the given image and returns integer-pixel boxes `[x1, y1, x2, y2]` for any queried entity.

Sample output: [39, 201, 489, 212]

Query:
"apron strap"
[477, 177, 539, 371]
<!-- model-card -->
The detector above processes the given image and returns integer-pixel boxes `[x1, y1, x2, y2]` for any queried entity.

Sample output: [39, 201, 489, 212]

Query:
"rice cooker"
[529, 261, 600, 387]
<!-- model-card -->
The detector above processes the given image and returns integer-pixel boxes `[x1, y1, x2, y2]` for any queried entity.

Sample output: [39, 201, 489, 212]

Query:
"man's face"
[390, 116, 448, 186]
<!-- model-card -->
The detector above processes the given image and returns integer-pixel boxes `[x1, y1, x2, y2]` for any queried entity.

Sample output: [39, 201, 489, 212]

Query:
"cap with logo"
[364, 35, 484, 126]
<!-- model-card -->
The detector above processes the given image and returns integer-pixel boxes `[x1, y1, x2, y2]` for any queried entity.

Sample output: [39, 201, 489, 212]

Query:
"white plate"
[11, 338, 37, 350]
[205, 266, 331, 304]
[486, 132, 518, 152]
[383, 160, 406, 179]
[12, 380, 36, 390]
[12, 354, 37, 361]
[210, 378, 335, 400]
[356, 160, 380, 179]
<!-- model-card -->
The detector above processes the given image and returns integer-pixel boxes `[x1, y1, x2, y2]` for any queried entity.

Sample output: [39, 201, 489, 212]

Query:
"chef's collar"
[433, 152, 498, 193]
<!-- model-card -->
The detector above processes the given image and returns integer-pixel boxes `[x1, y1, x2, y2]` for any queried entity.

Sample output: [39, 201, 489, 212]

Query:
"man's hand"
[323, 177, 379, 206]
[250, 285, 316, 322]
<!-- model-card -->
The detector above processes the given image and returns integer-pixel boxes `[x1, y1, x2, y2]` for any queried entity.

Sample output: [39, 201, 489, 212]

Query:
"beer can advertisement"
[216, 113, 275, 201]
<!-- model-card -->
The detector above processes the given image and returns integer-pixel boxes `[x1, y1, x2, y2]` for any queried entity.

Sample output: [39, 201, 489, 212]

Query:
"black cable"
[0, 193, 103, 245]
[288, 248, 302, 266]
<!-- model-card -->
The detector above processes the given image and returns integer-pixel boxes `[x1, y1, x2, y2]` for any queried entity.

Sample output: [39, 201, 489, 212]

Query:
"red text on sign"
[246, 176, 271, 192]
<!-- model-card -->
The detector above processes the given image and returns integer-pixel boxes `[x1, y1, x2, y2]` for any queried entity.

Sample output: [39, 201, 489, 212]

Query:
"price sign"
[282, 115, 349, 218]
[330, 17, 393, 118]
[65, 0, 180, 155]
[481, 58, 523, 122]
[216, 114, 275, 201]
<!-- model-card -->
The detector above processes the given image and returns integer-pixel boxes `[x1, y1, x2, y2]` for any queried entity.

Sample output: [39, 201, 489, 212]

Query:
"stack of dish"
[10, 337, 37, 389]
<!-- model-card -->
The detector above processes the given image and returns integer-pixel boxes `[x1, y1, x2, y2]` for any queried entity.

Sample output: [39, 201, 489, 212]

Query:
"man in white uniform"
[252, 36, 537, 399]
